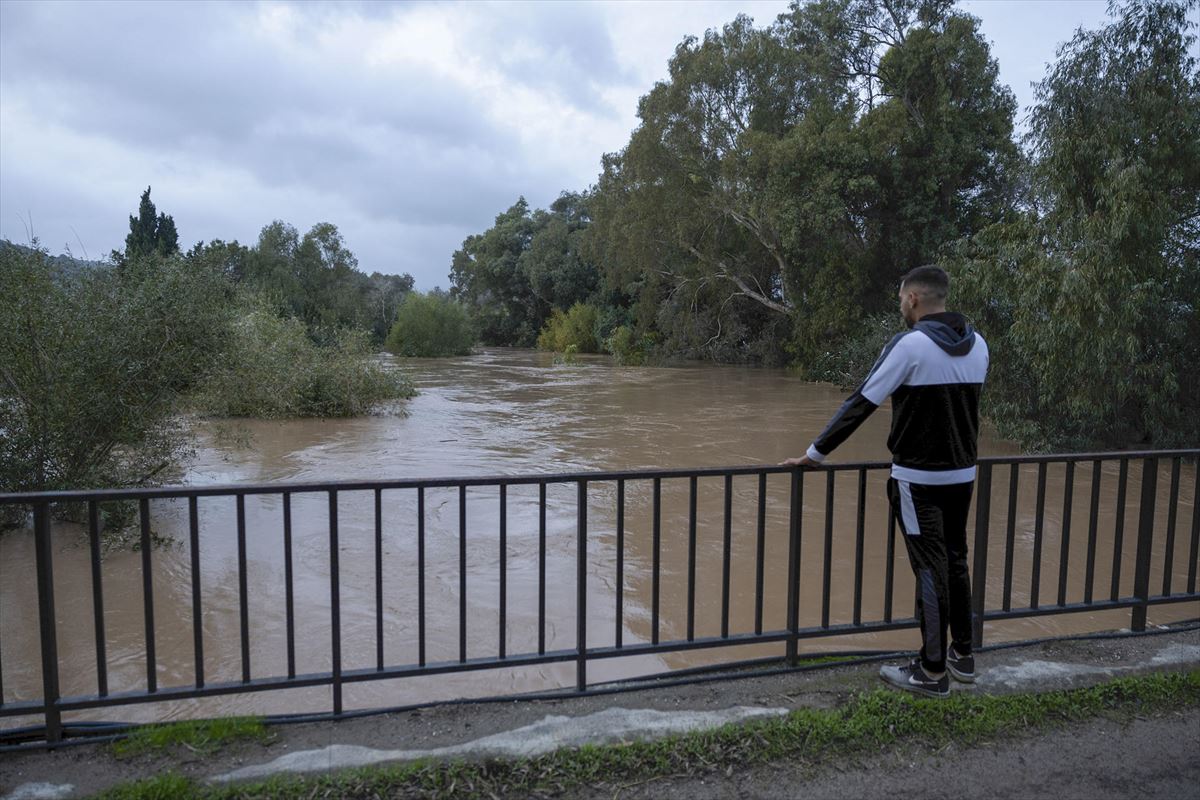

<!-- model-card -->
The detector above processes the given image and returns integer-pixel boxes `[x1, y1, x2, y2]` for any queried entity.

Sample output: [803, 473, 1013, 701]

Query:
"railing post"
[970, 463, 993, 650]
[576, 480, 587, 691]
[1131, 458, 1158, 632]
[34, 501, 62, 745]
[328, 490, 342, 716]
[786, 469, 802, 666]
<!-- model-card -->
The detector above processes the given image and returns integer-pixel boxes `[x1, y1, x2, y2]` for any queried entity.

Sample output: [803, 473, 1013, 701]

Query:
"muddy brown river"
[1, 349, 1196, 726]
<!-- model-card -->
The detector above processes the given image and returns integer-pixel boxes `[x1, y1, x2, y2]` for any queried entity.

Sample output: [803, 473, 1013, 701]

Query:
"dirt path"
[583, 709, 1200, 800]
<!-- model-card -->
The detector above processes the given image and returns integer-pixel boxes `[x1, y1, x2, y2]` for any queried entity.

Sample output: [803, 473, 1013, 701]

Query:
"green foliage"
[113, 716, 269, 759]
[606, 325, 653, 366]
[231, 220, 414, 345]
[536, 302, 601, 353]
[385, 291, 475, 357]
[194, 301, 414, 418]
[806, 313, 905, 387]
[0, 243, 230, 502]
[450, 194, 602, 347]
[951, 0, 1199, 449]
[112, 186, 180, 266]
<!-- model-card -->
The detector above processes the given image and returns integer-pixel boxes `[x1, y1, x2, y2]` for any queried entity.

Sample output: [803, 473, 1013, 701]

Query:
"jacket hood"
[914, 311, 976, 356]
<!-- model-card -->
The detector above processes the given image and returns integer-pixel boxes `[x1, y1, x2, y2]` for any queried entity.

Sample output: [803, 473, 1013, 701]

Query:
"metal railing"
[1, 449, 1197, 745]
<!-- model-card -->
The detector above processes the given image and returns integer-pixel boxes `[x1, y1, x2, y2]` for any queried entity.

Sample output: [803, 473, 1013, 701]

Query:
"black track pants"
[887, 477, 974, 674]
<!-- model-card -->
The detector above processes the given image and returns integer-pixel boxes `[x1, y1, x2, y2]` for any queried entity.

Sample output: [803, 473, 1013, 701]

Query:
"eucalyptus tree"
[953, 0, 1199, 449]
[586, 1, 1018, 363]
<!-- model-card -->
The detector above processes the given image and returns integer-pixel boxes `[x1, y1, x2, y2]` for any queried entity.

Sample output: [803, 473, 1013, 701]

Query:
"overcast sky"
[1, 0, 1120, 290]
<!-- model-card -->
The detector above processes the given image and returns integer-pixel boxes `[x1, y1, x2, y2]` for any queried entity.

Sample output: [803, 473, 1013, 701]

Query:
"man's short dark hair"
[900, 265, 949, 301]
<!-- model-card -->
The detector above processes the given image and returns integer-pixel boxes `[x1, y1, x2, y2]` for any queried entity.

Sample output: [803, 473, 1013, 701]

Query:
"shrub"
[606, 325, 652, 366]
[806, 314, 904, 389]
[194, 302, 414, 418]
[0, 243, 230, 504]
[385, 291, 475, 357]
[536, 302, 600, 353]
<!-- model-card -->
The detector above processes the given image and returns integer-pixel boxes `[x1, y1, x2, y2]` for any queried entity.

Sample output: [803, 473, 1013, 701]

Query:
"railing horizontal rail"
[1, 448, 1196, 746]
[2, 450, 1195, 504]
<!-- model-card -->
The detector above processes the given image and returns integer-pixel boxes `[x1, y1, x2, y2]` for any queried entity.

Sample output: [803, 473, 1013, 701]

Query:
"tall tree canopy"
[112, 186, 179, 265]
[951, 0, 1199, 449]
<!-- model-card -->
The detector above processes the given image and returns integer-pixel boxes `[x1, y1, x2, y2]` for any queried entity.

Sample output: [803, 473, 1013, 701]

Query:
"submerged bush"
[536, 302, 600, 353]
[385, 291, 475, 357]
[195, 304, 414, 417]
[606, 324, 652, 366]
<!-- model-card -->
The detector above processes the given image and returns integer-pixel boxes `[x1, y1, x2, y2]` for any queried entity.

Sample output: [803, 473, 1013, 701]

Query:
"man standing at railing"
[782, 265, 989, 698]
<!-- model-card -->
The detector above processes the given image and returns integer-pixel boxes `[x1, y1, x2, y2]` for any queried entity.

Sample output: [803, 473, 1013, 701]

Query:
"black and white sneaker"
[879, 658, 950, 698]
[947, 645, 976, 683]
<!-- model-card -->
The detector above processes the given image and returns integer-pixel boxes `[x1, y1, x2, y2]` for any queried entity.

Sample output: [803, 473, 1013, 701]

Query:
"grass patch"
[92, 670, 1200, 799]
[94, 772, 194, 800]
[112, 716, 270, 759]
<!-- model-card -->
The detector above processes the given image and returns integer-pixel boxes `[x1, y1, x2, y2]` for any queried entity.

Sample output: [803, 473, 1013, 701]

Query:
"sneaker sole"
[948, 666, 976, 684]
[879, 671, 950, 699]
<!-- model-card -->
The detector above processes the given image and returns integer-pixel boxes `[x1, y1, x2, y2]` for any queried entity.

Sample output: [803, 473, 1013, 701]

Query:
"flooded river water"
[1, 349, 1195, 725]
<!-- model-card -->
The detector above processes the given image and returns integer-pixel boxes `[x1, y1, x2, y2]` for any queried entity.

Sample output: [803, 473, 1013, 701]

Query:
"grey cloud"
[0, 0, 637, 289]
[458, 2, 638, 113]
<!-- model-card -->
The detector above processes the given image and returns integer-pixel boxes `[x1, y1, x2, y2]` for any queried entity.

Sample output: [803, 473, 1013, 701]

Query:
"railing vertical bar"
[236, 494, 250, 683]
[821, 470, 835, 629]
[754, 472, 766, 636]
[34, 501, 62, 744]
[0, 522, 4, 706]
[884, 504, 897, 623]
[687, 476, 697, 642]
[1131, 458, 1158, 632]
[971, 463, 993, 649]
[1084, 461, 1102, 604]
[375, 488, 384, 671]
[1188, 467, 1200, 595]
[1161, 458, 1181, 596]
[283, 492, 295, 679]
[89, 500, 109, 696]
[652, 477, 661, 646]
[576, 480, 587, 691]
[785, 470, 803, 665]
[616, 479, 625, 649]
[1111, 459, 1130, 601]
[459, 485, 467, 664]
[1057, 461, 1075, 607]
[852, 469, 866, 626]
[417, 487, 426, 667]
[1031, 463, 1047, 608]
[721, 473, 732, 639]
[1002, 464, 1019, 612]
[187, 497, 202, 690]
[499, 484, 507, 660]
[328, 490, 342, 716]
[538, 482, 546, 656]
[139, 498, 157, 694]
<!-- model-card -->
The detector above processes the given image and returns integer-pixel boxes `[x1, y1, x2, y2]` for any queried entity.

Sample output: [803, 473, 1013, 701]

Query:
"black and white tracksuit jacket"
[805, 312, 989, 485]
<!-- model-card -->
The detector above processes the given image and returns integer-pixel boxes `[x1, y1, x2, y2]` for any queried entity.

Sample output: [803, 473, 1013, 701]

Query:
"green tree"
[385, 291, 475, 357]
[953, 0, 1199, 449]
[112, 186, 180, 266]
[450, 199, 541, 345]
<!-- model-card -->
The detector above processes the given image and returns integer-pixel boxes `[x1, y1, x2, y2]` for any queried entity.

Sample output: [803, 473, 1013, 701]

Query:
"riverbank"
[2, 623, 1197, 799]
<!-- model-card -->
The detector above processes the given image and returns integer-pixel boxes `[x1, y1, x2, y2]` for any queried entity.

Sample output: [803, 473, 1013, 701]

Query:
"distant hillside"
[0, 239, 110, 276]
